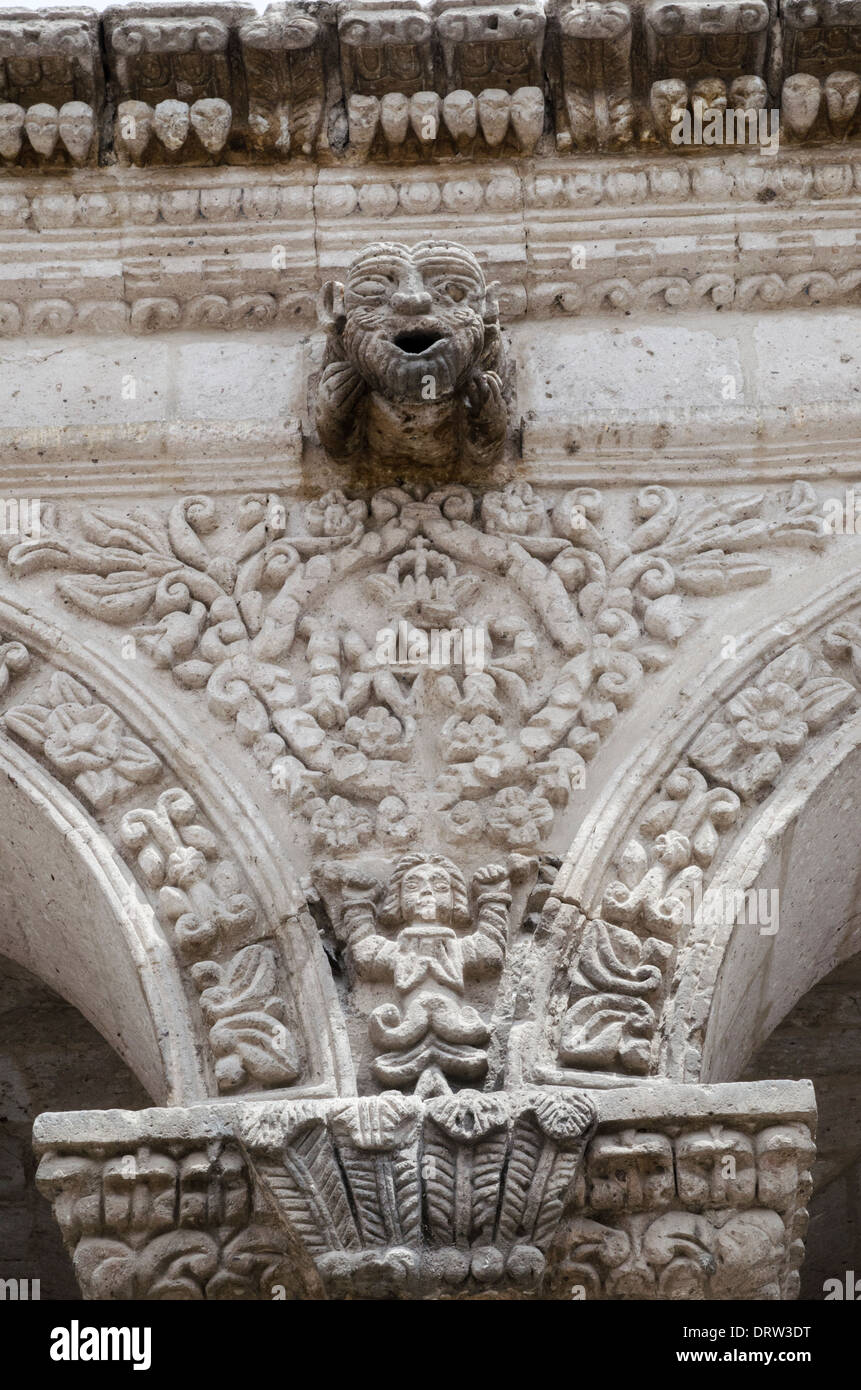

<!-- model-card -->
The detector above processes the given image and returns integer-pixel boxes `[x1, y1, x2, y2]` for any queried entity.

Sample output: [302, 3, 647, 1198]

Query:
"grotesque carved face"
[58, 101, 95, 163]
[190, 98, 232, 154]
[325, 240, 495, 403]
[0, 103, 24, 159]
[25, 103, 59, 158]
[400, 863, 454, 924]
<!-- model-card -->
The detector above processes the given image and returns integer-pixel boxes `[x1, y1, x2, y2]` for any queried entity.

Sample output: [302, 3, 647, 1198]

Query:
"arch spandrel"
[1, 468, 849, 1297]
[0, 597, 356, 1104]
[511, 571, 861, 1095]
[0, 737, 202, 1106]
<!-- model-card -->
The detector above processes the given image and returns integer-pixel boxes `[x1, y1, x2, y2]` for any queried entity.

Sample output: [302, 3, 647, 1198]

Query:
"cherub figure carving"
[339, 852, 511, 1094]
[316, 240, 510, 470]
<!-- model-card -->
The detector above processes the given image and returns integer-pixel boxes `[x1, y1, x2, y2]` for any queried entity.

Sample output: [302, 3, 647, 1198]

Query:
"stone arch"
[742, 952, 861, 1299]
[510, 568, 861, 1089]
[0, 734, 201, 1104]
[0, 594, 354, 1101]
[680, 720, 861, 1084]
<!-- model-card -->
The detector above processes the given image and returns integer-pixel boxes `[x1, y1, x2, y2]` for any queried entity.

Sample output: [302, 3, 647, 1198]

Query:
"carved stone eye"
[445, 283, 467, 301]
[352, 278, 392, 297]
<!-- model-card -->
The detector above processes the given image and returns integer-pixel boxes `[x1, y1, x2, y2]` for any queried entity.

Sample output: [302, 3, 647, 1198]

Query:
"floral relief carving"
[119, 787, 302, 1095]
[120, 787, 257, 960]
[4, 669, 162, 810]
[0, 643, 302, 1095]
[689, 644, 857, 798]
[2, 479, 828, 875]
[0, 470, 845, 1111]
[555, 620, 861, 1082]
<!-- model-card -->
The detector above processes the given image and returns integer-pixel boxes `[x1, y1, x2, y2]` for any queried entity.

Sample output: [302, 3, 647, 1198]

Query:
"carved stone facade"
[2, 0, 861, 1305]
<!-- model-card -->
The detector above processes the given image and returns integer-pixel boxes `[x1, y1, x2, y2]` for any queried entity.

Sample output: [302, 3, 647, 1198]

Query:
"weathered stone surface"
[4, 0, 861, 167]
[0, 0, 859, 1307]
[33, 1080, 814, 1299]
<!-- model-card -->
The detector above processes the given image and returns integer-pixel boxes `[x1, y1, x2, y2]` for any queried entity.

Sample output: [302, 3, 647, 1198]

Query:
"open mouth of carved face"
[392, 330, 444, 355]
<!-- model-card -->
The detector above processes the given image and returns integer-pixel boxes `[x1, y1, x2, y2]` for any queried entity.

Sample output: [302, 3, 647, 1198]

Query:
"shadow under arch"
[0, 589, 355, 1099]
[0, 736, 205, 1104]
[672, 714, 861, 1085]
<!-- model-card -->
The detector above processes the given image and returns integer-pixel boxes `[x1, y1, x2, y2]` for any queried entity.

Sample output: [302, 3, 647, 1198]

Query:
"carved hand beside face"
[316, 239, 508, 466]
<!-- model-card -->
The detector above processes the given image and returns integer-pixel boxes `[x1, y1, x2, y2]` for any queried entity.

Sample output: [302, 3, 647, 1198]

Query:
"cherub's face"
[401, 864, 454, 923]
[337, 242, 490, 402]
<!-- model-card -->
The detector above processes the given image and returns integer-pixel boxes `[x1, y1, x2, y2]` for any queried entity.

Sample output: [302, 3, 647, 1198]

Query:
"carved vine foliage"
[0, 479, 842, 1098]
[3, 480, 825, 858]
[548, 614, 861, 1084]
[0, 643, 302, 1097]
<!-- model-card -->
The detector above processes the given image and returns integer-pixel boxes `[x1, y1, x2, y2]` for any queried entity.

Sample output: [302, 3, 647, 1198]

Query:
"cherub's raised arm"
[462, 862, 511, 977]
[339, 871, 397, 982]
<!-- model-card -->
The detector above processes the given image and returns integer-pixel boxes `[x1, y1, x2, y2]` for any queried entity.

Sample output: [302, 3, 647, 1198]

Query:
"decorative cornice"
[4, 148, 861, 334]
[5, 0, 861, 170]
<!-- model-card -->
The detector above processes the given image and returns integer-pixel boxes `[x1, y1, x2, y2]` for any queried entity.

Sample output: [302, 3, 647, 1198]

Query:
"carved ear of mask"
[483, 280, 501, 326]
[318, 280, 346, 332]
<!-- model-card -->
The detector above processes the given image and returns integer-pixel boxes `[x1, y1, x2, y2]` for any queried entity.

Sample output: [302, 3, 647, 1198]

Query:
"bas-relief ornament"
[2, 480, 827, 883]
[0, 470, 841, 1114]
[33, 1087, 815, 1300]
[6, 0, 861, 166]
[118, 787, 302, 1093]
[320, 853, 511, 1094]
[35, 1140, 300, 1300]
[550, 619, 861, 1085]
[315, 240, 511, 470]
[0, 649, 303, 1098]
[241, 1087, 597, 1299]
[4, 670, 162, 811]
[7, 237, 842, 1298]
[562, 1118, 815, 1300]
[13, 568, 832, 1294]
[8, 153, 861, 339]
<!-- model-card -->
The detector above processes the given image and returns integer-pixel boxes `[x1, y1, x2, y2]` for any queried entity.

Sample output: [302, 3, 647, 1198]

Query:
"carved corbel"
[238, 5, 326, 158]
[104, 3, 236, 162]
[315, 239, 511, 470]
[0, 9, 102, 116]
[644, 0, 771, 97]
[549, 0, 634, 151]
[435, 0, 546, 94]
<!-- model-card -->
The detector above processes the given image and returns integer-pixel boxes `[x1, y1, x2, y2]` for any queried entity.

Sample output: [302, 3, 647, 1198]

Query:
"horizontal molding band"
[4, 152, 861, 333]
